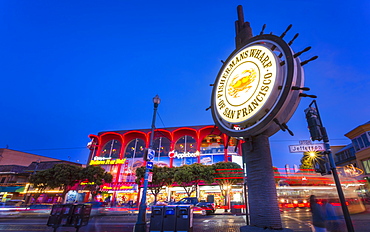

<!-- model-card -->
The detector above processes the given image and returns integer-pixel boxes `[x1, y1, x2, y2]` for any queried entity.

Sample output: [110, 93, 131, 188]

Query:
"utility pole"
[305, 100, 354, 232]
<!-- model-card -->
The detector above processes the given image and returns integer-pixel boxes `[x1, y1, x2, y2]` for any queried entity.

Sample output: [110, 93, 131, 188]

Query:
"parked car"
[174, 197, 199, 205]
[171, 197, 215, 215]
[192, 205, 207, 216]
[195, 202, 216, 215]
[20, 204, 53, 217]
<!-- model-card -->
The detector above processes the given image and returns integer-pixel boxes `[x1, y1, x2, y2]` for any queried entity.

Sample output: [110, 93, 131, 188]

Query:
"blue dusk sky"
[1, 0, 369, 168]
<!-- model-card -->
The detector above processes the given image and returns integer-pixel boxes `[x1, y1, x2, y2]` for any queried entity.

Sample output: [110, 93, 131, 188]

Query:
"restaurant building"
[87, 125, 244, 205]
[0, 149, 81, 204]
[344, 121, 370, 180]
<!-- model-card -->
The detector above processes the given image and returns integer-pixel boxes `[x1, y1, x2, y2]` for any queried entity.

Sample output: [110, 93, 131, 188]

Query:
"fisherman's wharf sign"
[215, 45, 279, 124]
[211, 34, 305, 137]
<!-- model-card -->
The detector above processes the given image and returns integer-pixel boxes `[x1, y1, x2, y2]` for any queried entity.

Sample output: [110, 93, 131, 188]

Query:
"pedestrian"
[310, 195, 327, 232]
[323, 199, 344, 232]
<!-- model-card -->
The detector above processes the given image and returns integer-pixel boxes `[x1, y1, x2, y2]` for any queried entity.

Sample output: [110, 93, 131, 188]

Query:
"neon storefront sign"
[101, 182, 137, 191]
[169, 151, 200, 159]
[89, 158, 127, 165]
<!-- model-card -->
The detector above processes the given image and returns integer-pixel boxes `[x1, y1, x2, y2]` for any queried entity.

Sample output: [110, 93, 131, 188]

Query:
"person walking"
[310, 195, 327, 232]
[323, 199, 344, 232]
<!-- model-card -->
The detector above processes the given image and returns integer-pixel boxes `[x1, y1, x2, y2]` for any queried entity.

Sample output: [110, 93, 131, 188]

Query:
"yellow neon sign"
[89, 158, 127, 165]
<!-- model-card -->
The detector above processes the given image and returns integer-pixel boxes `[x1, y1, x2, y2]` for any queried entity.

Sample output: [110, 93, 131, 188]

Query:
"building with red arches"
[86, 125, 243, 205]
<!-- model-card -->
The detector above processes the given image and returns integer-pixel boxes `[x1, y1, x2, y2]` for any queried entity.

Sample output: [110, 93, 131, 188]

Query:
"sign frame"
[211, 34, 304, 137]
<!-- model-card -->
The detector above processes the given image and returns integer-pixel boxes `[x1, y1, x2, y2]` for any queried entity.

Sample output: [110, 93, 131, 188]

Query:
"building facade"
[345, 121, 370, 178]
[0, 149, 81, 204]
[87, 125, 243, 205]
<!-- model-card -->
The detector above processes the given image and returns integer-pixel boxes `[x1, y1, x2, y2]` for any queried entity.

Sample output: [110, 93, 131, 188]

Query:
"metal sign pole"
[309, 100, 354, 232]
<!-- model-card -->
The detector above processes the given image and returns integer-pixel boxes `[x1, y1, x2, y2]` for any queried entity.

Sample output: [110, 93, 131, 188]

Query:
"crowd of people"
[310, 195, 345, 232]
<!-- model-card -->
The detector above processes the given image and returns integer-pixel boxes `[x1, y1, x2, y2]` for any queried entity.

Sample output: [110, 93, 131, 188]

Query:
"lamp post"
[134, 95, 160, 232]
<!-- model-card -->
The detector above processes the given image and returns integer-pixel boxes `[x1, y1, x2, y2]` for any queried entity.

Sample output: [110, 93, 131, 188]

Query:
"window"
[124, 139, 145, 158]
[153, 137, 171, 158]
[361, 134, 370, 147]
[362, 159, 370, 174]
[200, 135, 224, 154]
[199, 135, 228, 165]
[352, 139, 360, 151]
[173, 135, 197, 167]
[100, 140, 121, 159]
[175, 136, 197, 154]
[352, 133, 370, 151]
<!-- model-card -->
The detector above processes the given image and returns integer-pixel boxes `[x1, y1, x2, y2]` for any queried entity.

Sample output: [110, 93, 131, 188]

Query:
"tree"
[135, 165, 174, 204]
[186, 163, 214, 198]
[173, 163, 214, 197]
[30, 164, 83, 202]
[80, 165, 113, 201]
[300, 151, 322, 170]
[174, 165, 196, 197]
[28, 170, 50, 203]
[212, 162, 243, 209]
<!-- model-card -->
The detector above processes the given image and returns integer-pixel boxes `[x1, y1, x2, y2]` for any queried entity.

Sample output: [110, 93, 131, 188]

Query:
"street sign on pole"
[146, 161, 153, 170]
[288, 143, 325, 153]
[147, 149, 155, 161]
[148, 172, 153, 182]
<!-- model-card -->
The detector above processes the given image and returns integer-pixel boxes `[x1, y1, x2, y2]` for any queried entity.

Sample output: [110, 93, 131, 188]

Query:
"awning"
[0, 186, 25, 193]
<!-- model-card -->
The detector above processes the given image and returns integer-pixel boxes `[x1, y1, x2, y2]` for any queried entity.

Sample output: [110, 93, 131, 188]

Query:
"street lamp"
[134, 95, 160, 232]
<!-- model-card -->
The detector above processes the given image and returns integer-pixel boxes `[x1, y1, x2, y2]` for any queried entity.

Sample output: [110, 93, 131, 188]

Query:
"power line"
[157, 111, 166, 129]
[22, 147, 86, 152]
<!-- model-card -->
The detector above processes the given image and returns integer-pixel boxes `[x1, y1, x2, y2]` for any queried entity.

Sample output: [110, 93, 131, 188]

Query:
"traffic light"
[304, 107, 323, 141]
[313, 154, 331, 175]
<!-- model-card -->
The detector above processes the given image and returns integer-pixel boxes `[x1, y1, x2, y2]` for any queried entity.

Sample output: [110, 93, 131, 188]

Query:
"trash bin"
[149, 205, 165, 232]
[230, 201, 242, 214]
[176, 205, 193, 232]
[162, 205, 177, 232]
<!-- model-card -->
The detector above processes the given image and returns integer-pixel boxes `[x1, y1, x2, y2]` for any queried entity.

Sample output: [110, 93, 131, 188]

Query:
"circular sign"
[215, 44, 280, 125]
[211, 34, 304, 137]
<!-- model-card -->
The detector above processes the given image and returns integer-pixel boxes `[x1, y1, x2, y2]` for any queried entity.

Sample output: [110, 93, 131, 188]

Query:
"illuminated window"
[200, 135, 224, 154]
[175, 136, 197, 153]
[362, 159, 370, 174]
[153, 137, 171, 157]
[100, 140, 121, 158]
[124, 139, 145, 158]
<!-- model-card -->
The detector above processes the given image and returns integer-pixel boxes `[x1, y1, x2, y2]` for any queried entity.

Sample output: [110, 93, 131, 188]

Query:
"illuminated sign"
[214, 45, 279, 124]
[169, 151, 200, 159]
[288, 144, 325, 153]
[337, 165, 363, 177]
[211, 34, 305, 138]
[89, 158, 127, 165]
[101, 182, 137, 191]
[80, 181, 95, 185]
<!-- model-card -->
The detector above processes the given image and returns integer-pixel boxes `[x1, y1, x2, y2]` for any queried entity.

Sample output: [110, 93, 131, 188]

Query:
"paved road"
[0, 207, 369, 232]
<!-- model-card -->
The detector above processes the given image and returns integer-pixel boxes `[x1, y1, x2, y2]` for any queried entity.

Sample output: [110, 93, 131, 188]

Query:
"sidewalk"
[0, 210, 313, 232]
[40, 210, 313, 232]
